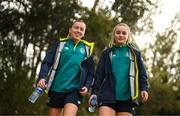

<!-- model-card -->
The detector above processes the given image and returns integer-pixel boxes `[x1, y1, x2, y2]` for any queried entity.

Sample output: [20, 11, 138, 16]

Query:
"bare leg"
[116, 112, 132, 116]
[99, 106, 116, 116]
[63, 103, 78, 116]
[49, 107, 63, 116]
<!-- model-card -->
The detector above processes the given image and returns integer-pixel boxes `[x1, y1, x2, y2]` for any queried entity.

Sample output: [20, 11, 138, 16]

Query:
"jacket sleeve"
[136, 50, 149, 91]
[91, 51, 106, 95]
[37, 42, 58, 83]
[83, 56, 95, 90]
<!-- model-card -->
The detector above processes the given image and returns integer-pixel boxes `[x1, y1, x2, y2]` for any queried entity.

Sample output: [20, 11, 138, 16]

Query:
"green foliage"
[112, 0, 155, 31]
[83, 10, 114, 58]
[150, 29, 177, 83]
[136, 78, 180, 115]
[136, 22, 180, 114]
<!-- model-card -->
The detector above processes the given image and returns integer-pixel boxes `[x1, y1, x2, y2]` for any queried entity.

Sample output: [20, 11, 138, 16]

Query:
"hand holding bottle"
[37, 79, 47, 89]
[28, 79, 47, 103]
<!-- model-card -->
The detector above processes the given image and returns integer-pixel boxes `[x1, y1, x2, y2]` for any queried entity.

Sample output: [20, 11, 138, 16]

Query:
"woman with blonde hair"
[89, 23, 148, 116]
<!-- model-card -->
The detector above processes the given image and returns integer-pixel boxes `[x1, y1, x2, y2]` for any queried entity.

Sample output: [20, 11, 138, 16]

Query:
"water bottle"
[88, 96, 97, 112]
[28, 86, 44, 103]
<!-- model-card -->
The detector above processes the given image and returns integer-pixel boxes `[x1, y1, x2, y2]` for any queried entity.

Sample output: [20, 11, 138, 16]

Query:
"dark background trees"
[0, 0, 179, 115]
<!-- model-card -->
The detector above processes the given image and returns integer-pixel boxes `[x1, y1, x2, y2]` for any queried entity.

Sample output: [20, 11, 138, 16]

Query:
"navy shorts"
[99, 100, 134, 113]
[47, 90, 82, 108]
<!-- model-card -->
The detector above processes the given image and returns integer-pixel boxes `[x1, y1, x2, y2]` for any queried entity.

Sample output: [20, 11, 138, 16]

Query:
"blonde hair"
[109, 23, 132, 47]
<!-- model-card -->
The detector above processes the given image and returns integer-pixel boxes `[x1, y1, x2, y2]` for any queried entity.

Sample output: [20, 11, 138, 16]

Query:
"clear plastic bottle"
[28, 87, 43, 103]
[88, 96, 97, 112]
